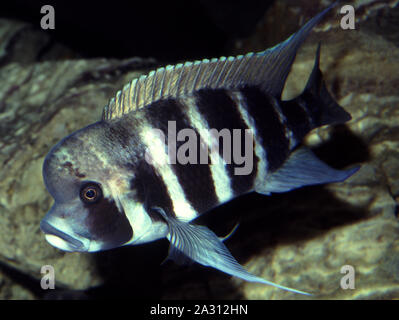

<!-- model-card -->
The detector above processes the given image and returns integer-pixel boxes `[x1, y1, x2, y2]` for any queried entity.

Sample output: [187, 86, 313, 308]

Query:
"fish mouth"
[40, 220, 88, 252]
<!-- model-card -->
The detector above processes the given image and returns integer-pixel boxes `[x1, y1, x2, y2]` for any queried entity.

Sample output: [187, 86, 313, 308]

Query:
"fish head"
[40, 124, 134, 252]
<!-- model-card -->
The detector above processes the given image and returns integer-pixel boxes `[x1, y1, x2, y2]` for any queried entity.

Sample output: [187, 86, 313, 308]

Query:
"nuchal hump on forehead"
[40, 2, 359, 296]
[43, 117, 145, 186]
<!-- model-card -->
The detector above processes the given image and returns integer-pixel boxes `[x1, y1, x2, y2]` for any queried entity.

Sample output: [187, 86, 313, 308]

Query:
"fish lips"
[40, 220, 89, 252]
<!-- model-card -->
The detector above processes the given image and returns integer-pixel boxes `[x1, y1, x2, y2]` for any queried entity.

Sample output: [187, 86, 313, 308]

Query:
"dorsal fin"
[102, 3, 337, 121]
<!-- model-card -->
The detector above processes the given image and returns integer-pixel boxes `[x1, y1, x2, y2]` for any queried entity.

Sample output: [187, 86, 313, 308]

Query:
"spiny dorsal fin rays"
[102, 52, 258, 120]
[102, 3, 337, 121]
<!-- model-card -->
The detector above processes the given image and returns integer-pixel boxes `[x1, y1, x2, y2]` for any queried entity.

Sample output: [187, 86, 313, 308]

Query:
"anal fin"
[257, 146, 359, 195]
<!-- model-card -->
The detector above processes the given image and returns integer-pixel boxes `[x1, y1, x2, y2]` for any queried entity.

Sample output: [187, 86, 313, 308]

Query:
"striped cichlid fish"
[40, 3, 359, 295]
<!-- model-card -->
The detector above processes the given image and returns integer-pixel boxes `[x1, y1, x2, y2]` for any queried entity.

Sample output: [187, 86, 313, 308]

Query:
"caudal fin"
[298, 43, 352, 127]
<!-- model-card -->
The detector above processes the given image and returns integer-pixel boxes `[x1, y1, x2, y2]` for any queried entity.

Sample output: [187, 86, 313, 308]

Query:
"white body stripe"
[123, 198, 168, 245]
[182, 97, 233, 203]
[298, 99, 315, 127]
[229, 91, 268, 190]
[268, 95, 297, 149]
[139, 122, 198, 221]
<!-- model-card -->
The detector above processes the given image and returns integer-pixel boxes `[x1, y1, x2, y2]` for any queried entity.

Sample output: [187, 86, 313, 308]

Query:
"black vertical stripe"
[298, 91, 323, 126]
[280, 99, 312, 144]
[194, 88, 258, 195]
[240, 86, 290, 172]
[84, 196, 133, 247]
[143, 98, 219, 214]
[132, 160, 175, 221]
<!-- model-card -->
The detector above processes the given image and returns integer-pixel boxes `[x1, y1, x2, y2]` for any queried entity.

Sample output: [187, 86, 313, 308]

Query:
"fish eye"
[80, 183, 102, 204]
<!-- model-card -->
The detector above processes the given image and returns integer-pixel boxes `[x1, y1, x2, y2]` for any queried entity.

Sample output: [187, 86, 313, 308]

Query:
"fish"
[40, 3, 359, 296]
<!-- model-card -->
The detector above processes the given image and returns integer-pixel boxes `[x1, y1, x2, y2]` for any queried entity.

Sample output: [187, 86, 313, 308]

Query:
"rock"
[0, 18, 77, 64]
[0, 271, 35, 299]
[0, 0, 399, 300]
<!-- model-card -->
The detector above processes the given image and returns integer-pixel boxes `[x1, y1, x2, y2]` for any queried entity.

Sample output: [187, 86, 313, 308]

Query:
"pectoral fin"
[152, 207, 311, 295]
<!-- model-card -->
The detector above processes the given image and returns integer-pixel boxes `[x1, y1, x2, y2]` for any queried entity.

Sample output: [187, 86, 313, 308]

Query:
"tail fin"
[299, 43, 351, 127]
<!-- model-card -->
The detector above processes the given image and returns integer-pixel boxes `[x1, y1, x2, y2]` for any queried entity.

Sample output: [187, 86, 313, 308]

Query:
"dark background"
[0, 0, 274, 63]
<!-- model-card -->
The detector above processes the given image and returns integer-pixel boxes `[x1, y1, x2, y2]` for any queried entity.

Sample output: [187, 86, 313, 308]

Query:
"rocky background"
[0, 0, 398, 300]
